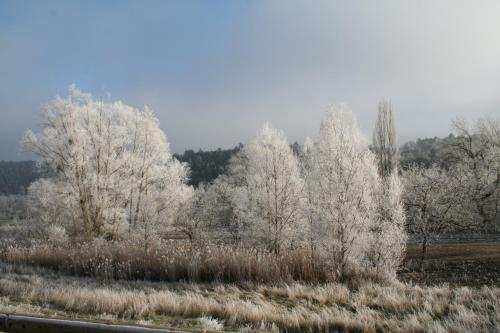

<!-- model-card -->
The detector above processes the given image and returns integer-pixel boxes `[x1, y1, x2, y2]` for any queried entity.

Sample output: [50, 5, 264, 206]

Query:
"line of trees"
[17, 87, 500, 277]
[20, 88, 409, 280]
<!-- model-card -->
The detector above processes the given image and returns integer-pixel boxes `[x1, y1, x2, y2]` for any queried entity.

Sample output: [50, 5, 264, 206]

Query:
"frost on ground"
[0, 263, 498, 333]
[198, 316, 224, 331]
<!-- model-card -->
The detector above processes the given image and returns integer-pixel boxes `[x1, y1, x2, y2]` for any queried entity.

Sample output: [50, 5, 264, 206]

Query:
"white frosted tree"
[308, 105, 380, 280]
[228, 124, 305, 254]
[172, 184, 213, 241]
[370, 100, 406, 277]
[23, 85, 191, 241]
[403, 165, 465, 270]
[451, 116, 500, 231]
[204, 174, 251, 242]
[369, 173, 407, 277]
[299, 136, 321, 253]
[27, 178, 75, 231]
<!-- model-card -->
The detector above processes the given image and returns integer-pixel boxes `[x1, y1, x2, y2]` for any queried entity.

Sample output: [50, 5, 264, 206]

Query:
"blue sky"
[1, 0, 499, 160]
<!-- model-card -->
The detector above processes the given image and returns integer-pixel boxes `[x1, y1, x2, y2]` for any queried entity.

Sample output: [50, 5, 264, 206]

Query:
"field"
[1, 218, 499, 332]
[0, 237, 499, 332]
[0, 262, 499, 333]
[400, 241, 500, 287]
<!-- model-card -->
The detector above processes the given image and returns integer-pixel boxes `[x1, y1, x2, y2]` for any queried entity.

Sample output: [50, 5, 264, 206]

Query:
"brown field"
[400, 241, 500, 287]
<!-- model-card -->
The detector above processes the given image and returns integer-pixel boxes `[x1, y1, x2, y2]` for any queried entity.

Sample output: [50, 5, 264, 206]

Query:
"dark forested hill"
[0, 146, 245, 194]
[399, 134, 458, 170]
[174, 144, 243, 187]
[0, 161, 39, 195]
[0, 135, 464, 194]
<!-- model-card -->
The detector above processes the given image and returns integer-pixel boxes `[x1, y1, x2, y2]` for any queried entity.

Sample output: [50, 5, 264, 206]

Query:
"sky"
[0, 0, 499, 160]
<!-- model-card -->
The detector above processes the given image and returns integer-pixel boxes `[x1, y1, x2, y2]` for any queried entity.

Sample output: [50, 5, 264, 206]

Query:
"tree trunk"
[420, 237, 427, 272]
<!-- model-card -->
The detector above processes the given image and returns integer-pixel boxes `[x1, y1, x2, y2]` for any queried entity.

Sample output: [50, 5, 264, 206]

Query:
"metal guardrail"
[0, 314, 188, 333]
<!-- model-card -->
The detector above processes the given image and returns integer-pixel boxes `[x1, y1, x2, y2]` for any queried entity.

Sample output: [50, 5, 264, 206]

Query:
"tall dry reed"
[1, 239, 333, 283]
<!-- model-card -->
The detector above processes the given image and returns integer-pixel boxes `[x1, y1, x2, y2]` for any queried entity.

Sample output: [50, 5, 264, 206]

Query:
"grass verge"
[0, 263, 498, 333]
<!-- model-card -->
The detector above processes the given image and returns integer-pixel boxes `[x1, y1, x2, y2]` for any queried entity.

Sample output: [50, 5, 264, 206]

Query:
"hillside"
[0, 135, 461, 194]
[0, 161, 39, 195]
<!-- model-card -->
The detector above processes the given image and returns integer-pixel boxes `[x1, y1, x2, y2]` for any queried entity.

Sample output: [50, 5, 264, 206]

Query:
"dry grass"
[0, 239, 352, 284]
[0, 263, 498, 333]
[2, 237, 499, 331]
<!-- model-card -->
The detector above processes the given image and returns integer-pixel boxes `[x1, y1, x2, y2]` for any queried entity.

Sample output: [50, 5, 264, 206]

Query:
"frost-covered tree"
[201, 174, 250, 242]
[370, 101, 406, 277]
[23, 85, 191, 240]
[227, 124, 305, 253]
[451, 117, 500, 230]
[308, 105, 380, 279]
[373, 100, 399, 177]
[369, 173, 407, 277]
[27, 178, 75, 232]
[299, 137, 321, 253]
[403, 165, 464, 270]
[188, 179, 241, 241]
[172, 185, 219, 241]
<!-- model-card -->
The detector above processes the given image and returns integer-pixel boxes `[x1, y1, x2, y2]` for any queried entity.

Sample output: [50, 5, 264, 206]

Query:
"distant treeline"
[399, 134, 458, 170]
[0, 134, 458, 193]
[173, 144, 243, 186]
[0, 161, 39, 195]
